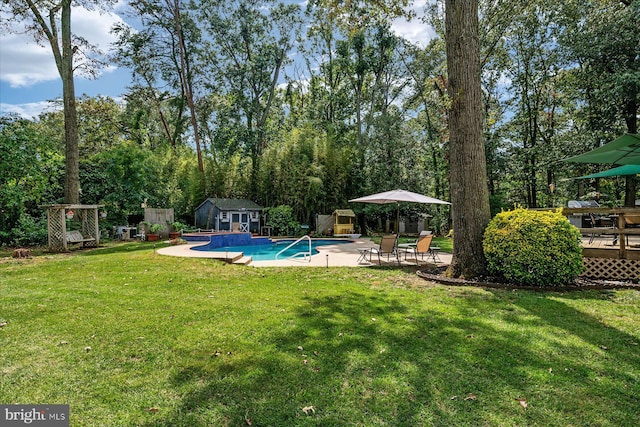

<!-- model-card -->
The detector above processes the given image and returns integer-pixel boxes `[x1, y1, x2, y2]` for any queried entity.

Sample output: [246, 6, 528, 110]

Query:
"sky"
[0, 1, 434, 119]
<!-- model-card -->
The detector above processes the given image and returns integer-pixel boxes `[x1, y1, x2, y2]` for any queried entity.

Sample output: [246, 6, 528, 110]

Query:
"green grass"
[1, 242, 639, 426]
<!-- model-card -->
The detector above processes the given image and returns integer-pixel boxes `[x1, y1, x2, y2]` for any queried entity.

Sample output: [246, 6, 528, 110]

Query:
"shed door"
[240, 213, 249, 232]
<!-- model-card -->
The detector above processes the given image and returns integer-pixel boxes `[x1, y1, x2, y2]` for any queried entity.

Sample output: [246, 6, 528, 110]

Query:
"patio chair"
[623, 214, 640, 246]
[369, 234, 400, 265]
[587, 212, 615, 245]
[411, 230, 432, 241]
[402, 234, 440, 265]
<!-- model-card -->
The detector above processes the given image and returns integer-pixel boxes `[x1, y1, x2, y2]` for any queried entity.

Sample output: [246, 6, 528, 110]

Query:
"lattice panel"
[48, 208, 66, 251]
[79, 210, 98, 246]
[46, 205, 101, 252]
[582, 257, 640, 280]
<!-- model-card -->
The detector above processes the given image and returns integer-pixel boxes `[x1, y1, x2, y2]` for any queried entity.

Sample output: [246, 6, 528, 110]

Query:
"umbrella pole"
[396, 203, 400, 234]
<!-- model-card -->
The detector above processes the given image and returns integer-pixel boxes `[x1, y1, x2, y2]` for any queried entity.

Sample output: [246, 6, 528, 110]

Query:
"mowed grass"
[1, 243, 639, 426]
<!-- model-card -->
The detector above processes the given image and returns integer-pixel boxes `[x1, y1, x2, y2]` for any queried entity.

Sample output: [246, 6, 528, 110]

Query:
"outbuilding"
[194, 198, 262, 233]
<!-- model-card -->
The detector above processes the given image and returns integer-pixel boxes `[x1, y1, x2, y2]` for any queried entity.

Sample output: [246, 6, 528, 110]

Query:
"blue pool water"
[191, 237, 352, 261]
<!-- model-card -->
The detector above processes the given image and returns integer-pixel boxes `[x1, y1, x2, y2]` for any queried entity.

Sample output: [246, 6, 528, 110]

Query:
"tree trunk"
[61, 0, 80, 204]
[170, 0, 204, 175]
[444, 0, 491, 278]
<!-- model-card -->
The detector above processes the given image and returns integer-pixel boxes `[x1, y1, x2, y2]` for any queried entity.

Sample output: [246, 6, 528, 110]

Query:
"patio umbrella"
[563, 133, 640, 165]
[349, 189, 450, 233]
[564, 164, 640, 180]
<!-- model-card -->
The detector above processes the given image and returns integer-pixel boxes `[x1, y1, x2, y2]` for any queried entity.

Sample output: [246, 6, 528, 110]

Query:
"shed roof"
[197, 198, 263, 211]
[333, 209, 356, 217]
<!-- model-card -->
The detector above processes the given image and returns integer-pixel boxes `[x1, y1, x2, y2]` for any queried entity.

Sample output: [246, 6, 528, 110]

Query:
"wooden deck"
[565, 207, 640, 260]
[562, 208, 640, 280]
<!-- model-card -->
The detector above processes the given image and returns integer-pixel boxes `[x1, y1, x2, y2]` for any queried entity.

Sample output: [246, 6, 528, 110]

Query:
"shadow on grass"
[140, 289, 640, 426]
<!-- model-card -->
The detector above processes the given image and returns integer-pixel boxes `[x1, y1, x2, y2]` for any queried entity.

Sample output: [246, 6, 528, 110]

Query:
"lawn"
[1, 242, 639, 426]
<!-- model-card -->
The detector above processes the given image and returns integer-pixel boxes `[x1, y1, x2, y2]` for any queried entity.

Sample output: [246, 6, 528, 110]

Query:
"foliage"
[256, 125, 355, 222]
[1, 245, 639, 425]
[171, 221, 188, 231]
[1, 213, 49, 247]
[263, 205, 300, 236]
[81, 141, 163, 222]
[483, 208, 583, 286]
[0, 116, 63, 246]
[148, 223, 164, 234]
[0, 0, 119, 204]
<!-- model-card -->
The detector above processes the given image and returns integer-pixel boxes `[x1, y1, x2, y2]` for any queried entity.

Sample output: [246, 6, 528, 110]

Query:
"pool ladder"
[275, 235, 312, 262]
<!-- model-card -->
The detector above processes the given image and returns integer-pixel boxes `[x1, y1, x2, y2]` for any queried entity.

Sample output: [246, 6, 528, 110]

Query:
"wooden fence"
[144, 208, 174, 226]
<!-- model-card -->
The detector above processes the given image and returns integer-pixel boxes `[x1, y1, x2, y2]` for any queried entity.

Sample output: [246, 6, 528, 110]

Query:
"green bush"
[264, 205, 300, 236]
[483, 208, 583, 286]
[0, 213, 48, 247]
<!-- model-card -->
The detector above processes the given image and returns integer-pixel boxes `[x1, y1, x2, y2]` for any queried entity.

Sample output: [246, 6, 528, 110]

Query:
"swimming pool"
[191, 237, 353, 261]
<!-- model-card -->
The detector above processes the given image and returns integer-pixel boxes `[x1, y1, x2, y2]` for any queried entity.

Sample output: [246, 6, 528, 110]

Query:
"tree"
[113, 0, 205, 174]
[560, 0, 640, 206]
[502, 3, 566, 208]
[445, 0, 491, 278]
[111, 25, 186, 148]
[0, 115, 64, 244]
[1, 0, 116, 204]
[197, 0, 304, 197]
[401, 39, 450, 223]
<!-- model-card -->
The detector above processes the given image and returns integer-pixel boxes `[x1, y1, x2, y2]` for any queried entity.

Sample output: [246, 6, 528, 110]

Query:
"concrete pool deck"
[157, 237, 452, 267]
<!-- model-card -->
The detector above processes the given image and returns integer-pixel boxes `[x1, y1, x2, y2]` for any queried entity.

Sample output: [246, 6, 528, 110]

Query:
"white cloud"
[391, 0, 436, 47]
[0, 101, 62, 119]
[0, 36, 58, 87]
[0, 6, 126, 88]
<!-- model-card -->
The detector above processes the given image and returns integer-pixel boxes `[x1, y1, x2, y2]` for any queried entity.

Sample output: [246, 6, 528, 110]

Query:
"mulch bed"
[416, 267, 640, 291]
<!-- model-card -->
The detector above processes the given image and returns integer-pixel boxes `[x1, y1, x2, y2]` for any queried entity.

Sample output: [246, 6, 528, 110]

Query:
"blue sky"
[0, 3, 130, 118]
[0, 1, 432, 119]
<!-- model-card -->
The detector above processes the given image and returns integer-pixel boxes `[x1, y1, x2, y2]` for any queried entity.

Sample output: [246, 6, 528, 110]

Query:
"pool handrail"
[275, 235, 312, 261]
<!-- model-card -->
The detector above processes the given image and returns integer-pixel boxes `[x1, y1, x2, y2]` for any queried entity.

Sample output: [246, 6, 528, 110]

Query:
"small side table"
[357, 248, 370, 264]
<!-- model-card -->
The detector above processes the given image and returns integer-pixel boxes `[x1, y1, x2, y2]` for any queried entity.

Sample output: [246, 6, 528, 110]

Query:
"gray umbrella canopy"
[349, 189, 450, 233]
[349, 189, 450, 205]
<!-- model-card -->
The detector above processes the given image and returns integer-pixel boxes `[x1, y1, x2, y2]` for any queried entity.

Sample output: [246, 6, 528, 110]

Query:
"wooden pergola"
[42, 204, 104, 252]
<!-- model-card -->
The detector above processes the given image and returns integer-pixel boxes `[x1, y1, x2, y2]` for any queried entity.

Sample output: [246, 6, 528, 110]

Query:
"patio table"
[357, 248, 371, 264]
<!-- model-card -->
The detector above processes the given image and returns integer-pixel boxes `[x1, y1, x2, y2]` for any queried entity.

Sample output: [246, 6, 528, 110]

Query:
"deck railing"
[561, 207, 640, 260]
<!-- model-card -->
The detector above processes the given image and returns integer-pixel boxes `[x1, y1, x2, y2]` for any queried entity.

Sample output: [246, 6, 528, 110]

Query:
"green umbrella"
[563, 133, 640, 165]
[567, 164, 640, 180]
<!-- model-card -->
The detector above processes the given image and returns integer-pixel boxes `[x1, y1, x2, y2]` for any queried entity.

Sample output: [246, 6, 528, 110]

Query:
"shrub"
[0, 213, 49, 247]
[264, 205, 300, 236]
[171, 221, 188, 232]
[483, 208, 583, 286]
[148, 223, 164, 234]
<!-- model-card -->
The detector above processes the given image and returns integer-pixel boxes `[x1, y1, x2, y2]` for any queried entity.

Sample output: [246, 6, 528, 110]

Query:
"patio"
[157, 237, 453, 267]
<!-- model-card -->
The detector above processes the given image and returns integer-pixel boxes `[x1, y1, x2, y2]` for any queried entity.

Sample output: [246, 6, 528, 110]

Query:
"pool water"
[192, 238, 352, 261]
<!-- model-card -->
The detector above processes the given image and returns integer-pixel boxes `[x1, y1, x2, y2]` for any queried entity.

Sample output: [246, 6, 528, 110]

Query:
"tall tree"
[1, 0, 115, 204]
[560, 0, 640, 206]
[503, 3, 566, 208]
[445, 0, 491, 278]
[169, 0, 204, 174]
[197, 0, 303, 197]
[111, 26, 186, 147]
[113, 0, 204, 174]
